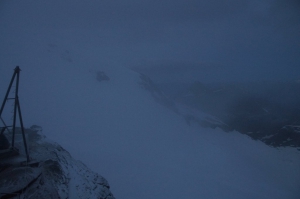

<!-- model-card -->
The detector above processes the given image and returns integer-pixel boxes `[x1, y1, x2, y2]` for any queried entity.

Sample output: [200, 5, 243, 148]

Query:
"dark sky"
[1, 0, 300, 82]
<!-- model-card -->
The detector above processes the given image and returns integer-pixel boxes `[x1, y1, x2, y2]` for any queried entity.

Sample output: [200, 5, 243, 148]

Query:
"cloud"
[1, 0, 299, 82]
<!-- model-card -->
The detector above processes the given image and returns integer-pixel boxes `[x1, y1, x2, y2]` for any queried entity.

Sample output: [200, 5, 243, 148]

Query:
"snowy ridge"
[138, 73, 230, 130]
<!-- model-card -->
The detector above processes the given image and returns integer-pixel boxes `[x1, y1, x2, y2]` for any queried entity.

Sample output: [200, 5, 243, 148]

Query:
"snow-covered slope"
[0, 30, 300, 199]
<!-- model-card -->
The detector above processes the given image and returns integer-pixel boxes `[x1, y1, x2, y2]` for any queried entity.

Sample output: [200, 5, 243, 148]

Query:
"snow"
[0, 19, 299, 199]
[0, 127, 114, 198]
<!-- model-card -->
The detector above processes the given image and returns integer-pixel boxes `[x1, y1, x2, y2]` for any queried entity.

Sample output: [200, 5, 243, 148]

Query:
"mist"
[1, 0, 300, 82]
[1, 0, 300, 198]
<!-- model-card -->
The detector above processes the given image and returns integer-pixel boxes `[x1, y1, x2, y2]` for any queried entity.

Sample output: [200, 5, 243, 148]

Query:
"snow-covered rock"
[0, 127, 115, 199]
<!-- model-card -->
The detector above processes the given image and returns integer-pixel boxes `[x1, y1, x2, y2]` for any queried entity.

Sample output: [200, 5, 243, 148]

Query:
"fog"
[1, 1, 300, 198]
[1, 0, 300, 83]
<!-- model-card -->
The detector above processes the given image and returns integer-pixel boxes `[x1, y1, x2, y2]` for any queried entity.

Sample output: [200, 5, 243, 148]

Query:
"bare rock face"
[0, 126, 115, 199]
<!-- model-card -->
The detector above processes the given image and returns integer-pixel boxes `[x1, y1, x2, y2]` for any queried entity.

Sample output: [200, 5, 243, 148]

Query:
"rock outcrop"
[0, 126, 115, 199]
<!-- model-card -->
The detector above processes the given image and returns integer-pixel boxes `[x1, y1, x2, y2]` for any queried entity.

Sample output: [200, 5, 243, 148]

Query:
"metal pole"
[11, 67, 20, 147]
[0, 66, 29, 162]
[0, 66, 19, 117]
[17, 98, 29, 162]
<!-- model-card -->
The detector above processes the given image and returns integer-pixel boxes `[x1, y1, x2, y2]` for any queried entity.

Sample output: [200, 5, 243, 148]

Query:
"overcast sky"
[1, 0, 300, 82]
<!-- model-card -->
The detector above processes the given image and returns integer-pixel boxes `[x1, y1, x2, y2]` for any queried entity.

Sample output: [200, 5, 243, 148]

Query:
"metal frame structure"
[0, 66, 29, 162]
